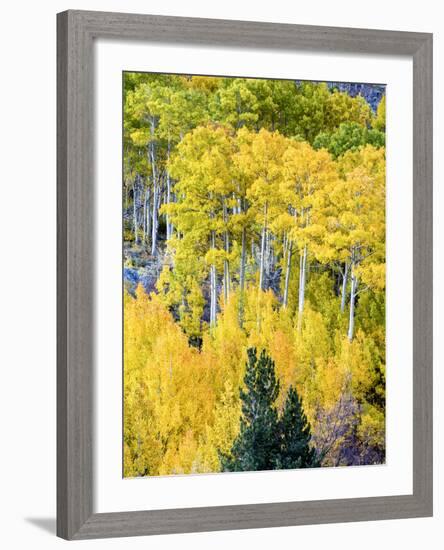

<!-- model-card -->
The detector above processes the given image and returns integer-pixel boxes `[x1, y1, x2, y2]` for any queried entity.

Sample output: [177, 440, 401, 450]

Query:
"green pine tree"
[221, 348, 280, 472]
[276, 386, 319, 469]
[221, 350, 319, 472]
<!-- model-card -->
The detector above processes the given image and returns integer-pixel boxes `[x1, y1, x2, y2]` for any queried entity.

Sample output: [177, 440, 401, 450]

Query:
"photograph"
[0, 1, 437, 545]
[122, 72, 386, 478]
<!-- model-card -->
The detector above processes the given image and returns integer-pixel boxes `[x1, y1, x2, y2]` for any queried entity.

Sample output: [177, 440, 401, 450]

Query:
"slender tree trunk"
[142, 187, 149, 243]
[223, 201, 230, 302]
[348, 267, 358, 341]
[297, 245, 307, 329]
[210, 264, 215, 327]
[145, 188, 151, 248]
[270, 236, 275, 274]
[142, 191, 146, 240]
[170, 210, 174, 238]
[283, 233, 288, 261]
[298, 253, 303, 292]
[239, 226, 247, 325]
[265, 230, 270, 277]
[259, 226, 267, 290]
[259, 203, 268, 291]
[223, 241, 230, 300]
[151, 183, 158, 255]
[283, 241, 293, 308]
[213, 263, 217, 324]
[340, 262, 349, 312]
[166, 140, 172, 240]
[149, 117, 159, 256]
[133, 180, 139, 245]
[210, 230, 217, 327]
[210, 268, 214, 327]
[240, 227, 247, 292]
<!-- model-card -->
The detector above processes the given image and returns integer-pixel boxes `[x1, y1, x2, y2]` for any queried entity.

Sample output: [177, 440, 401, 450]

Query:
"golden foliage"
[124, 277, 385, 475]
[123, 74, 386, 475]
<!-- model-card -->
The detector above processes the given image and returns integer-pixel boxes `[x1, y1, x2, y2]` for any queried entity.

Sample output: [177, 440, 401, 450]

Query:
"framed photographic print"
[57, 10, 433, 540]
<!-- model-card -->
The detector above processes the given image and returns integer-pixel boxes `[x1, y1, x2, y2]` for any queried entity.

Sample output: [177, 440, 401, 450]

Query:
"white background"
[95, 41, 413, 512]
[0, 0, 441, 548]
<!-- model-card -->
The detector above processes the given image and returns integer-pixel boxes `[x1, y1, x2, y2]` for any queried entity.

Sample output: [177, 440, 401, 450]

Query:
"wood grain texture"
[57, 10, 94, 540]
[412, 34, 433, 513]
[56, 10, 69, 539]
[72, 493, 430, 540]
[56, 9, 433, 540]
[71, 9, 429, 55]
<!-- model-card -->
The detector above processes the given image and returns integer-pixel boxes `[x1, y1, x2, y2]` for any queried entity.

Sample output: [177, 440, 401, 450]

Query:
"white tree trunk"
[298, 245, 307, 314]
[166, 140, 172, 240]
[210, 265, 215, 327]
[166, 176, 171, 240]
[297, 245, 307, 329]
[133, 180, 139, 245]
[283, 233, 288, 261]
[283, 241, 293, 308]
[240, 227, 246, 293]
[145, 188, 151, 247]
[223, 201, 230, 302]
[210, 230, 217, 327]
[223, 247, 230, 301]
[348, 269, 358, 341]
[238, 226, 247, 325]
[259, 204, 268, 291]
[143, 187, 150, 244]
[142, 190, 146, 240]
[149, 117, 159, 256]
[340, 262, 349, 312]
[151, 183, 158, 256]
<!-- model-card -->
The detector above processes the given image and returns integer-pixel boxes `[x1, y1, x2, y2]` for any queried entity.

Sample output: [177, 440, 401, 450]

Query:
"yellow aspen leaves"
[124, 74, 386, 474]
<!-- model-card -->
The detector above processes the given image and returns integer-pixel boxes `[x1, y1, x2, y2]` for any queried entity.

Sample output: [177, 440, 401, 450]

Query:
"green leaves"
[313, 122, 385, 158]
[221, 348, 281, 472]
[222, 349, 318, 472]
[123, 73, 387, 474]
[276, 387, 319, 469]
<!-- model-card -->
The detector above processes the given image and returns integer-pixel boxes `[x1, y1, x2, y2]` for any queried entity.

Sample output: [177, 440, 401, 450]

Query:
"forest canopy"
[123, 73, 386, 477]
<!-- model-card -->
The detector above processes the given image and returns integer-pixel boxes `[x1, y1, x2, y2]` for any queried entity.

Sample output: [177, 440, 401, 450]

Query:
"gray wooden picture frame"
[57, 9, 433, 540]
